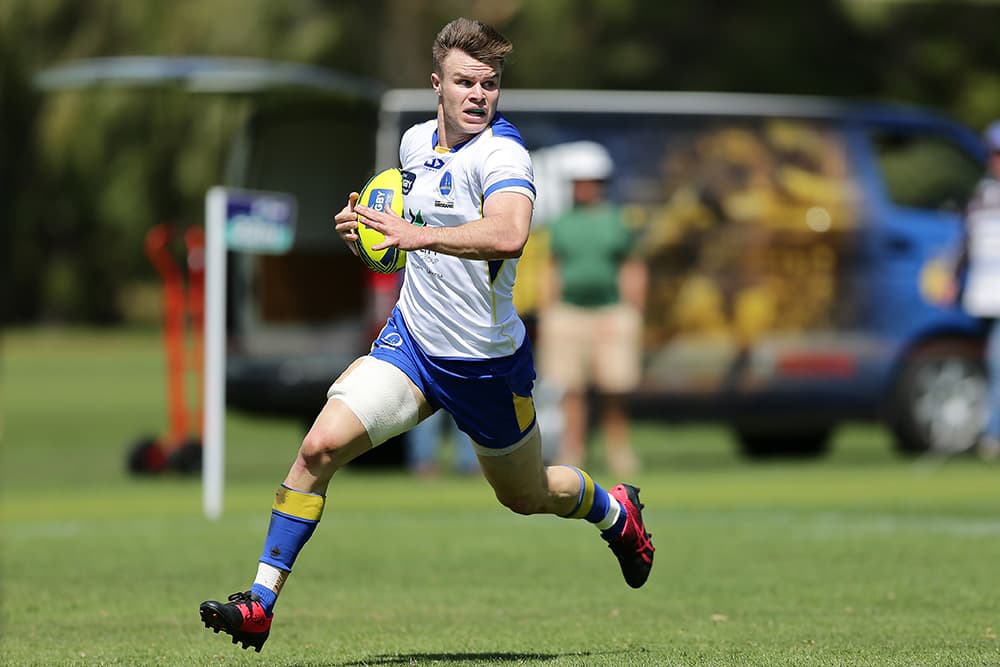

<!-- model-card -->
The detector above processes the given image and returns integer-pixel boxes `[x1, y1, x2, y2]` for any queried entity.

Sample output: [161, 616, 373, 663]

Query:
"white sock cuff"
[596, 495, 622, 531]
[254, 562, 288, 593]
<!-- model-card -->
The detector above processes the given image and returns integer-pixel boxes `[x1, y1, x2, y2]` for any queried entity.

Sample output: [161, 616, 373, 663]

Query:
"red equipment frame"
[127, 223, 205, 474]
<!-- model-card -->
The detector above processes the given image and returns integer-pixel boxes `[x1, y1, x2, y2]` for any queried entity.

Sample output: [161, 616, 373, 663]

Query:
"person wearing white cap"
[538, 141, 647, 476]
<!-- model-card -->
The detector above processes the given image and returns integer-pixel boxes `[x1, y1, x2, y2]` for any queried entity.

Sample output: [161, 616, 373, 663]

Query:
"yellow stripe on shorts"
[513, 393, 535, 432]
[570, 469, 597, 519]
[272, 485, 325, 521]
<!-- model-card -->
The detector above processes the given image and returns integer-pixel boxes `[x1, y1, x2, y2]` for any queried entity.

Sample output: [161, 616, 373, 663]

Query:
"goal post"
[202, 186, 297, 519]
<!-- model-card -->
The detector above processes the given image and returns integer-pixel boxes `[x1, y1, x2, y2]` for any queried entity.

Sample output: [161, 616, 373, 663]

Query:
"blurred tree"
[2, 0, 999, 323]
[2, 0, 372, 323]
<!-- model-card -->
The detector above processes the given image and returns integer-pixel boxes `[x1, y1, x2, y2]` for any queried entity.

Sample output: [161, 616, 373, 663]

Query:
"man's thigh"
[326, 355, 431, 447]
[477, 425, 547, 498]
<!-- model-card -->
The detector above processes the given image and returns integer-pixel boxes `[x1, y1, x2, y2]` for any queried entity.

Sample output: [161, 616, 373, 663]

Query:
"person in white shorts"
[199, 17, 654, 654]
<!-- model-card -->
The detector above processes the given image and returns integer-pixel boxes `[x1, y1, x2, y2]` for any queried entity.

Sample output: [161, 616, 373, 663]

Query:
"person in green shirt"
[539, 141, 647, 475]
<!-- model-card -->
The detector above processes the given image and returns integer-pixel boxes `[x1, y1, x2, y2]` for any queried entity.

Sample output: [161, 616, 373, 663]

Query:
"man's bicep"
[483, 190, 533, 238]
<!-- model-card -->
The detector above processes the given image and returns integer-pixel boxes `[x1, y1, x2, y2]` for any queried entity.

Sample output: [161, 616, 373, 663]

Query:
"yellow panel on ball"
[354, 168, 406, 274]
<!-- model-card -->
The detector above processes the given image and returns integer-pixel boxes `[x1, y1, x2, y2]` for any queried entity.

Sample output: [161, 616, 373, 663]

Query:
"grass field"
[2, 328, 999, 666]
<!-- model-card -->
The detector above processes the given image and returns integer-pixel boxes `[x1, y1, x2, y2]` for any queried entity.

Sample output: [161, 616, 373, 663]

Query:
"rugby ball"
[355, 168, 406, 274]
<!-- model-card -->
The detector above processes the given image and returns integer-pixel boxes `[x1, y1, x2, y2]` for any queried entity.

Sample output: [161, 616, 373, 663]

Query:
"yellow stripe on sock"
[273, 485, 325, 521]
[569, 469, 596, 519]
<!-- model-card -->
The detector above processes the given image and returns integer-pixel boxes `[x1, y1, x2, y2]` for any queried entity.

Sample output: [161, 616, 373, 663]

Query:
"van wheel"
[889, 341, 986, 455]
[734, 427, 832, 459]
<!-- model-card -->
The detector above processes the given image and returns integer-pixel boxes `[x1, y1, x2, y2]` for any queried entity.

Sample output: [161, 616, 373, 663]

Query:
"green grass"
[2, 327, 999, 666]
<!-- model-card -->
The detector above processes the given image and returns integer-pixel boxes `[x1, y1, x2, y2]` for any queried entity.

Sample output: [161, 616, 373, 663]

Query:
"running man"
[199, 17, 654, 653]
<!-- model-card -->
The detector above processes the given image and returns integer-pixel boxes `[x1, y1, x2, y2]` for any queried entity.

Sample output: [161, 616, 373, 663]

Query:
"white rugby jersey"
[395, 114, 536, 359]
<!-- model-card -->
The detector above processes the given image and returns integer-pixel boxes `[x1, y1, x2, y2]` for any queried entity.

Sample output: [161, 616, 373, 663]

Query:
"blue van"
[227, 89, 989, 458]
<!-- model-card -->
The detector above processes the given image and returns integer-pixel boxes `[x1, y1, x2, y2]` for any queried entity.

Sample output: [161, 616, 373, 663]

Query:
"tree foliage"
[2, 0, 999, 322]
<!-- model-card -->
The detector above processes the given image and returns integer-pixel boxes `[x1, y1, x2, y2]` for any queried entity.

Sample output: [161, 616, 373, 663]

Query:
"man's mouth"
[464, 108, 487, 119]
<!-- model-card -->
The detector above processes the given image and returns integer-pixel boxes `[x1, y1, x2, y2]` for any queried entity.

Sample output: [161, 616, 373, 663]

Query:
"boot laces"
[227, 591, 257, 604]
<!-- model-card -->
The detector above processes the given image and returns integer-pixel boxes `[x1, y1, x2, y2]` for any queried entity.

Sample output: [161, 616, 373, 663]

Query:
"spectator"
[539, 141, 647, 475]
[933, 120, 1000, 458]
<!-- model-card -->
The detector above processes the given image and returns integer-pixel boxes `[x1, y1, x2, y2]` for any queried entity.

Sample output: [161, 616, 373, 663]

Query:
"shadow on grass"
[312, 650, 629, 665]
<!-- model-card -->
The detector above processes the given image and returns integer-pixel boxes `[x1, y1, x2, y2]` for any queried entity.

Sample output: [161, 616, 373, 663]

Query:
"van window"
[235, 104, 376, 329]
[871, 130, 982, 211]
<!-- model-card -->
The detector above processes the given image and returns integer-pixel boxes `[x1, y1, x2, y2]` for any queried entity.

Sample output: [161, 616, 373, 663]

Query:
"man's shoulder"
[401, 120, 437, 153]
[458, 114, 528, 155]
[464, 115, 531, 166]
[981, 176, 1000, 196]
[487, 114, 527, 149]
[969, 176, 1000, 211]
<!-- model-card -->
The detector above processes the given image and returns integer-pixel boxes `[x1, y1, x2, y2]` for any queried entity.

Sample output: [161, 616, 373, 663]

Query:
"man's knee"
[299, 427, 351, 468]
[299, 409, 370, 470]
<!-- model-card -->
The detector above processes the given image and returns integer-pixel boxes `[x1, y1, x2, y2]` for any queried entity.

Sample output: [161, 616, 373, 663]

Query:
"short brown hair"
[432, 18, 512, 74]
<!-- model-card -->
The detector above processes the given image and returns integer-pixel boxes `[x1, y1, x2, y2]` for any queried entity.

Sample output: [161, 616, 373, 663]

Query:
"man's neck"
[435, 107, 476, 150]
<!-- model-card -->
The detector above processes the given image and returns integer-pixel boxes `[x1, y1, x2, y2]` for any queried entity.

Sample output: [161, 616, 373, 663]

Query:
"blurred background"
[3, 0, 1000, 469]
[5, 0, 1000, 326]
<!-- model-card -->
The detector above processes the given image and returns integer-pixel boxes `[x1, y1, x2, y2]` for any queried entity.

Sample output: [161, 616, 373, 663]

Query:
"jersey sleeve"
[480, 138, 536, 205]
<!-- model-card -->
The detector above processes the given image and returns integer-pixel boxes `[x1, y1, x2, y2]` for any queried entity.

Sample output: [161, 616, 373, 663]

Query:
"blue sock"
[559, 466, 627, 541]
[253, 485, 325, 614]
[250, 583, 277, 614]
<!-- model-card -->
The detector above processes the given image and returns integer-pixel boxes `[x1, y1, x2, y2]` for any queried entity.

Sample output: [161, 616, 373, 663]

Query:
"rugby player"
[199, 17, 654, 653]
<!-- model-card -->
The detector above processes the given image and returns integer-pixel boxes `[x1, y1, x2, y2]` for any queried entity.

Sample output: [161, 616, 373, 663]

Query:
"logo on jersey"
[434, 170, 455, 208]
[438, 171, 453, 197]
[423, 157, 446, 171]
[401, 170, 415, 195]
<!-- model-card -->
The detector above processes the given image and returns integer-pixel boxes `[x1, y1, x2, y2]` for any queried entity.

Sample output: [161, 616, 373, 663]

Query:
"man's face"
[572, 179, 605, 206]
[432, 49, 500, 146]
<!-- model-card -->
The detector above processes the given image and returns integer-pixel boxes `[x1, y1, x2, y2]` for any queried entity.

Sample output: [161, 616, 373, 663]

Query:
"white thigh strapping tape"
[326, 356, 421, 446]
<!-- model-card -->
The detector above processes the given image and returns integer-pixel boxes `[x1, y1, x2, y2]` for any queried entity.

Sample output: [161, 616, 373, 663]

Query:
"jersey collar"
[431, 113, 507, 153]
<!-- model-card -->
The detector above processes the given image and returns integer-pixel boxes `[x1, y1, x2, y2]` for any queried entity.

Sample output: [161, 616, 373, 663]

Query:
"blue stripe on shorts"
[369, 307, 537, 450]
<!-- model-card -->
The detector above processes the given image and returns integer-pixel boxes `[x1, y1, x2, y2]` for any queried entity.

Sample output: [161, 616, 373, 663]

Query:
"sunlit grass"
[2, 328, 998, 666]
